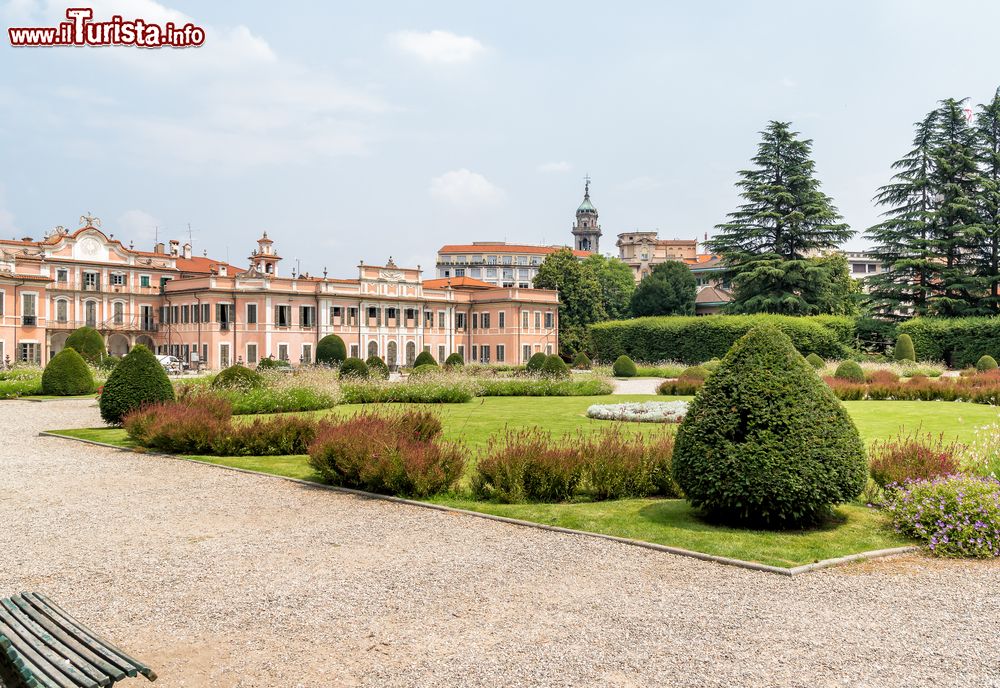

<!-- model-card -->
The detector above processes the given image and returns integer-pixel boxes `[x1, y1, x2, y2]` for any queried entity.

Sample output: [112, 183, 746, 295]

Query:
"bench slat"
[2, 600, 111, 687]
[0, 615, 81, 688]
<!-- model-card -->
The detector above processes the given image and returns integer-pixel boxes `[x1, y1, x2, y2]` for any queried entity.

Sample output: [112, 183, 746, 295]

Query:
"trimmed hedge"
[526, 352, 547, 373]
[410, 363, 439, 377]
[413, 350, 437, 368]
[339, 357, 369, 379]
[65, 326, 106, 364]
[834, 360, 865, 383]
[589, 315, 853, 364]
[212, 365, 264, 390]
[41, 348, 95, 395]
[612, 355, 637, 378]
[541, 355, 570, 378]
[898, 318, 1000, 368]
[444, 352, 465, 368]
[672, 326, 868, 528]
[977, 355, 998, 372]
[366, 355, 390, 379]
[99, 345, 175, 425]
[316, 334, 347, 365]
[893, 333, 916, 362]
[805, 353, 825, 369]
[572, 352, 592, 370]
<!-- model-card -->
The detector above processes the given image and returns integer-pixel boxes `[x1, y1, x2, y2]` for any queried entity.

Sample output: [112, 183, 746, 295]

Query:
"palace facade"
[0, 220, 559, 369]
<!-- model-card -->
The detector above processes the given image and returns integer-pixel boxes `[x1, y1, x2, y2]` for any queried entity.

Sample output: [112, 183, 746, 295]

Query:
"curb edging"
[39, 431, 920, 577]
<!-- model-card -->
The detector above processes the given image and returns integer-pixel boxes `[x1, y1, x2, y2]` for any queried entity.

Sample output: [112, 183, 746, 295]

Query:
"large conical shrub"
[366, 355, 390, 379]
[413, 350, 437, 368]
[525, 352, 547, 373]
[893, 334, 915, 362]
[672, 325, 867, 528]
[99, 344, 175, 425]
[65, 326, 106, 364]
[444, 352, 464, 368]
[316, 334, 347, 366]
[41, 348, 96, 395]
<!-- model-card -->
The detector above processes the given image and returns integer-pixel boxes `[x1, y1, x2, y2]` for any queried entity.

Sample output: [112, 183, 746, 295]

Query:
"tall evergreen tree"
[974, 87, 1000, 313]
[926, 98, 982, 315]
[865, 111, 940, 318]
[706, 121, 854, 314]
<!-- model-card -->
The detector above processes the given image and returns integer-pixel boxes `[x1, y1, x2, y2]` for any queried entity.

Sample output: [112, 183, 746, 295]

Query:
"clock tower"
[572, 177, 601, 253]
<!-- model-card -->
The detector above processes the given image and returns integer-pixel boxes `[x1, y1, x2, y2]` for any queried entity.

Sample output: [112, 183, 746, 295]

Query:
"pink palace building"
[0, 216, 560, 370]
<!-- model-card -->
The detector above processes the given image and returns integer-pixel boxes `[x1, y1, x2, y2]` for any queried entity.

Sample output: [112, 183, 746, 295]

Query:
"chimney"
[217, 264, 227, 277]
[182, 242, 192, 259]
[154, 242, 165, 254]
[169, 239, 180, 256]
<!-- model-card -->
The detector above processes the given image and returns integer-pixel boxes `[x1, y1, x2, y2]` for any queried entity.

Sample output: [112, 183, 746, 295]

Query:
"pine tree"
[706, 121, 854, 314]
[865, 111, 940, 318]
[926, 98, 982, 315]
[974, 87, 1000, 313]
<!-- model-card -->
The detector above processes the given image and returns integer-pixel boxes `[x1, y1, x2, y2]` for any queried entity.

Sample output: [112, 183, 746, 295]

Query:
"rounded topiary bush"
[526, 352, 547, 373]
[444, 352, 464, 368]
[41, 348, 96, 396]
[257, 357, 290, 371]
[680, 365, 710, 381]
[541, 354, 570, 378]
[413, 350, 437, 368]
[339, 357, 369, 379]
[672, 326, 867, 528]
[410, 363, 440, 377]
[99, 345, 175, 425]
[976, 355, 998, 372]
[65, 326, 106, 364]
[366, 355, 390, 379]
[612, 355, 637, 378]
[834, 360, 865, 383]
[806, 353, 825, 369]
[212, 364, 264, 390]
[572, 352, 592, 370]
[316, 334, 347, 366]
[701, 358, 722, 373]
[893, 334, 916, 362]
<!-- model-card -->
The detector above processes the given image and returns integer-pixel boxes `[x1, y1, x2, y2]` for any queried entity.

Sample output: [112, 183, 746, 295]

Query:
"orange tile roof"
[695, 285, 732, 304]
[438, 243, 591, 258]
[422, 276, 494, 290]
[175, 256, 244, 275]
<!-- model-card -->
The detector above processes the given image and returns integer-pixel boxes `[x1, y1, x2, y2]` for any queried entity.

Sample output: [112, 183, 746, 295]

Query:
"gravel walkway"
[611, 377, 665, 395]
[2, 400, 999, 687]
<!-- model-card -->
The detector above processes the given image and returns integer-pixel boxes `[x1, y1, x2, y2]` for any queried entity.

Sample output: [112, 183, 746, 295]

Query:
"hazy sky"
[3, 0, 1000, 276]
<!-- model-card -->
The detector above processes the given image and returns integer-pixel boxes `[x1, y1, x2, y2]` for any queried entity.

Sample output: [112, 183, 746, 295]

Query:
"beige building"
[616, 232, 698, 281]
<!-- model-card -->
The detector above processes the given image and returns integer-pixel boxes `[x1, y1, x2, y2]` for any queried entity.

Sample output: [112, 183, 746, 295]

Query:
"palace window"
[246, 343, 258, 365]
[496, 345, 505, 363]
[275, 305, 291, 327]
[56, 300, 68, 323]
[278, 344, 289, 361]
[438, 345, 446, 363]
[472, 313, 479, 330]
[438, 311, 446, 329]
[522, 311, 529, 329]
[456, 312, 466, 330]
[545, 312, 554, 329]
[522, 344, 531, 362]
[498, 311, 505, 329]
[113, 302, 124, 325]
[181, 305, 190, 323]
[111, 273, 126, 286]
[247, 303, 258, 325]
[300, 306, 316, 328]
[502, 256, 512, 265]
[56, 269, 68, 283]
[481, 312, 491, 329]
[140, 275, 150, 288]
[534, 312, 541, 329]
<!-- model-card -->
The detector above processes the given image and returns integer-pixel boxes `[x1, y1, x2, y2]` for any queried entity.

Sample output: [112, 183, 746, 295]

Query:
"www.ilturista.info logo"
[8, 7, 206, 47]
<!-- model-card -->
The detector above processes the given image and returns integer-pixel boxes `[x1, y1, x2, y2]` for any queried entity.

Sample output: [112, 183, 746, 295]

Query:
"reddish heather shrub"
[657, 378, 703, 395]
[473, 428, 582, 502]
[123, 395, 232, 453]
[212, 415, 324, 456]
[823, 377, 867, 400]
[869, 430, 963, 489]
[307, 410, 462, 497]
[865, 369, 900, 384]
[581, 429, 679, 499]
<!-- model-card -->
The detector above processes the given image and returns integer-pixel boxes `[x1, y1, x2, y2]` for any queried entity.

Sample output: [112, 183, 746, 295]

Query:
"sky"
[3, 0, 1000, 277]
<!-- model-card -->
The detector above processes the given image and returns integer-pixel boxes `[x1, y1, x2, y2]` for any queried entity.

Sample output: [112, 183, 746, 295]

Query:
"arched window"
[85, 301, 98, 328]
[367, 340, 378, 359]
[113, 302, 124, 325]
[386, 340, 397, 367]
[405, 341, 416, 366]
[56, 300, 68, 323]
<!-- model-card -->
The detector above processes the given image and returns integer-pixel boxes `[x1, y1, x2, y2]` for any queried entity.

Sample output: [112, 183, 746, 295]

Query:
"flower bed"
[586, 401, 688, 423]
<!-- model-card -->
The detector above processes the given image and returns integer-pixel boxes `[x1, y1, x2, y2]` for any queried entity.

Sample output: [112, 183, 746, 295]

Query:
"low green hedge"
[899, 318, 1000, 368]
[589, 314, 853, 364]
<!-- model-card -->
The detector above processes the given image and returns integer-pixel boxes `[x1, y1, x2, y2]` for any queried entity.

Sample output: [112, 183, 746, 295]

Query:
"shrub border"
[40, 430, 917, 576]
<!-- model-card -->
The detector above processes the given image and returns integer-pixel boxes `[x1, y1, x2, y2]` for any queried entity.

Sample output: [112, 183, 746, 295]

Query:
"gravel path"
[2, 400, 999, 687]
[611, 377, 665, 395]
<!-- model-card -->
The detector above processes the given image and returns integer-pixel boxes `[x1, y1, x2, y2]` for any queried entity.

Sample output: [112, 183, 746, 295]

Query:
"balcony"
[21, 315, 37, 326]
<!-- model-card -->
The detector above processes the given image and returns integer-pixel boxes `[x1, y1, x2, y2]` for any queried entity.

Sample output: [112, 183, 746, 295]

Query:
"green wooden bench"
[0, 593, 156, 687]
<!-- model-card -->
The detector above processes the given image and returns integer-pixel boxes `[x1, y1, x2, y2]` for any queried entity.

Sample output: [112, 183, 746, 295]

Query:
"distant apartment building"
[616, 232, 698, 281]
[0, 218, 559, 368]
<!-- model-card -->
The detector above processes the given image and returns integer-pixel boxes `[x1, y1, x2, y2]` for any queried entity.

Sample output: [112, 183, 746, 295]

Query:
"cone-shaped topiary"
[893, 334, 915, 362]
[806, 353, 825, 369]
[65, 326, 106, 364]
[339, 357, 369, 379]
[99, 345, 175, 425]
[526, 352, 547, 373]
[413, 350, 437, 368]
[976, 355, 998, 372]
[316, 334, 347, 366]
[834, 360, 865, 383]
[212, 364, 264, 390]
[612, 355, 637, 378]
[366, 355, 390, 379]
[41, 348, 96, 396]
[572, 351, 591, 370]
[541, 354, 570, 378]
[672, 326, 867, 528]
[444, 352, 464, 368]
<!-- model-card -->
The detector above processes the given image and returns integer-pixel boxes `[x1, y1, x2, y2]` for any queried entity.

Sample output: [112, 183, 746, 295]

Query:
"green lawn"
[51, 395, 999, 568]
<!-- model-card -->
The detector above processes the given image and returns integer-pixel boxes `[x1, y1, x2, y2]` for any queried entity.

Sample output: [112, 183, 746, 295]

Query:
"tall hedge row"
[588, 315, 853, 364]
[898, 318, 1000, 368]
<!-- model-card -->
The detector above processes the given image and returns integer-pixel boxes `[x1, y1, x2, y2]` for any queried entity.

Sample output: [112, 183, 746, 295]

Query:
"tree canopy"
[629, 260, 696, 317]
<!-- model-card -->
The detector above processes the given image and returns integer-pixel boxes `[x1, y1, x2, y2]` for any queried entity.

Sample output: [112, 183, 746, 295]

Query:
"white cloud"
[429, 169, 505, 207]
[537, 161, 572, 173]
[390, 30, 485, 64]
[117, 209, 159, 243]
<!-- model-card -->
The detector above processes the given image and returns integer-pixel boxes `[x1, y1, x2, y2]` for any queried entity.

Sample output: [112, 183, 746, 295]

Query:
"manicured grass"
[49, 396, 1000, 568]
[428, 498, 911, 568]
